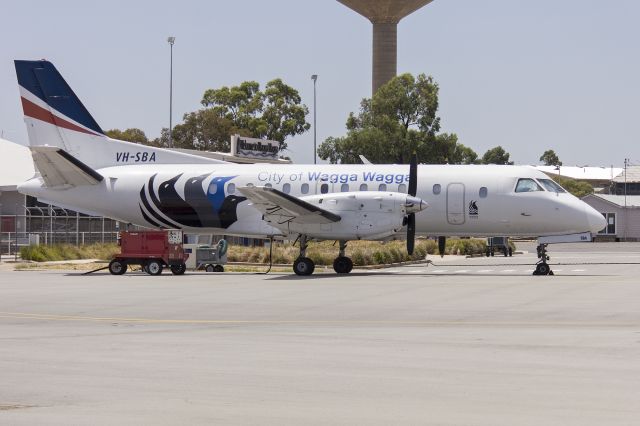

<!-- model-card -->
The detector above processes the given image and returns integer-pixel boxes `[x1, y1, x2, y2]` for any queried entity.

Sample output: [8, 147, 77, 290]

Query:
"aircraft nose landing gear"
[533, 243, 554, 275]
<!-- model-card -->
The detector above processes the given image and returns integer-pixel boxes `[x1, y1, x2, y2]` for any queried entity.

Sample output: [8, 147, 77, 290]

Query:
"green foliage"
[106, 128, 153, 145]
[481, 146, 514, 165]
[551, 175, 594, 198]
[154, 109, 242, 152]
[318, 73, 476, 165]
[20, 243, 119, 262]
[200, 78, 310, 151]
[540, 149, 562, 166]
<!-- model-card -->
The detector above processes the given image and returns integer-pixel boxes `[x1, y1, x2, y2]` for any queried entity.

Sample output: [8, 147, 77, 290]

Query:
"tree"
[552, 175, 593, 198]
[152, 109, 244, 152]
[481, 146, 514, 165]
[201, 79, 309, 150]
[106, 128, 150, 145]
[318, 73, 474, 164]
[540, 149, 562, 166]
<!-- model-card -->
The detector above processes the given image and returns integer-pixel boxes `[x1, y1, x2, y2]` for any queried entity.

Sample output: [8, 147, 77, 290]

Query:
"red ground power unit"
[108, 229, 188, 276]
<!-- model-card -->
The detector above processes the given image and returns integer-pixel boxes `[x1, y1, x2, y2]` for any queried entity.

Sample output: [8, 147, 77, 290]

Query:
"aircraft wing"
[239, 186, 341, 225]
[30, 146, 104, 187]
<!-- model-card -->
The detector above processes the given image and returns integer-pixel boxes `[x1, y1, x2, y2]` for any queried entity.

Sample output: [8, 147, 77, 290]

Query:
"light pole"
[311, 74, 317, 164]
[167, 36, 175, 148]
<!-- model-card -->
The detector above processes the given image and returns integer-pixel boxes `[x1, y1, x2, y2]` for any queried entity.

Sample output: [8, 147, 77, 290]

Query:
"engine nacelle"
[286, 191, 428, 240]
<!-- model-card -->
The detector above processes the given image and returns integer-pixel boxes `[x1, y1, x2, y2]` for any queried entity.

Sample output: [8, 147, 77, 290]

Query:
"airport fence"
[0, 209, 120, 257]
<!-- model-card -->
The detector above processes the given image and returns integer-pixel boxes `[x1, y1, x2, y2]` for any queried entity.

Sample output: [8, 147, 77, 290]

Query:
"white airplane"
[14, 60, 606, 276]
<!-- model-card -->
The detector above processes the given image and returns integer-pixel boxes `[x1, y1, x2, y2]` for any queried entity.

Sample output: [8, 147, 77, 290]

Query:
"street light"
[167, 36, 175, 148]
[311, 74, 317, 164]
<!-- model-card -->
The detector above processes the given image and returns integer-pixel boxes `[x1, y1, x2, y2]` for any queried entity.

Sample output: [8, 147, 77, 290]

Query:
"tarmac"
[1, 242, 639, 425]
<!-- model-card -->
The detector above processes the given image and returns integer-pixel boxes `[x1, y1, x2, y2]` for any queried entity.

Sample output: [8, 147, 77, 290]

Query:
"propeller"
[407, 152, 418, 255]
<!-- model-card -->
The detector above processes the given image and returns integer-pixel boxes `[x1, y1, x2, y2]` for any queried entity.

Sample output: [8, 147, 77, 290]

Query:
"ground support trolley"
[486, 236, 513, 257]
[109, 229, 188, 276]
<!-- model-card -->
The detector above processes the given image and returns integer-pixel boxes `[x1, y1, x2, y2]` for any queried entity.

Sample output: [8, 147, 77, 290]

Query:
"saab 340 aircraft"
[14, 60, 606, 275]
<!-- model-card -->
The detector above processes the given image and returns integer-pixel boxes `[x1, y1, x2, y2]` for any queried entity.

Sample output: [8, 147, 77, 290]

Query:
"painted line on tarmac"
[0, 312, 638, 328]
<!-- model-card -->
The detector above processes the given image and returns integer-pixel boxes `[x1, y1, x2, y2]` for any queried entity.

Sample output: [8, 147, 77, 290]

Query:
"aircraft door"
[447, 183, 466, 225]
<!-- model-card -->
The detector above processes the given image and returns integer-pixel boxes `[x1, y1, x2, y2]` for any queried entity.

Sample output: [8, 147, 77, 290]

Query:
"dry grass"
[17, 238, 491, 267]
[227, 238, 488, 266]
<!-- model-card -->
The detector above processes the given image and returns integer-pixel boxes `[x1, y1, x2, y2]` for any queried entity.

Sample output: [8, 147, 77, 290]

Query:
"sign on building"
[230, 135, 279, 160]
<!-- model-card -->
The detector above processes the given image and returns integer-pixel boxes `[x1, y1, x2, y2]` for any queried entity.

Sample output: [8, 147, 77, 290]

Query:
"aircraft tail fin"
[15, 60, 225, 169]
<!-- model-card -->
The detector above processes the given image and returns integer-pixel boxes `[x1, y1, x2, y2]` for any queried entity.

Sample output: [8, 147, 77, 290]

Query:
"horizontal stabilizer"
[239, 186, 341, 225]
[31, 146, 103, 187]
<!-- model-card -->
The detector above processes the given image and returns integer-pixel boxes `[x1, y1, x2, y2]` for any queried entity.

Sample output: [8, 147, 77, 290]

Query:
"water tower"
[337, 0, 434, 94]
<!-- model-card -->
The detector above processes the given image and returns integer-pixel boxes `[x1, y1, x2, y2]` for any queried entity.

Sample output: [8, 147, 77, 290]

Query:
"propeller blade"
[438, 236, 446, 257]
[408, 152, 417, 197]
[407, 213, 415, 255]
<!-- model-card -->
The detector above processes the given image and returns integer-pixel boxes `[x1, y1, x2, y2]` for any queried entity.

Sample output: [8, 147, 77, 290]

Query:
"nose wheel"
[533, 243, 554, 275]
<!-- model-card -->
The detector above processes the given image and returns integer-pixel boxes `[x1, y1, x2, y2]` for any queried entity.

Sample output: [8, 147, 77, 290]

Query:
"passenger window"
[264, 183, 272, 189]
[301, 183, 309, 194]
[515, 178, 543, 193]
[321, 183, 329, 194]
[398, 183, 407, 193]
[538, 179, 567, 193]
[479, 187, 487, 198]
[359, 183, 368, 191]
[208, 182, 217, 194]
[246, 183, 254, 188]
[282, 183, 291, 194]
[433, 184, 441, 195]
[378, 184, 387, 191]
[227, 183, 235, 194]
[341, 183, 349, 192]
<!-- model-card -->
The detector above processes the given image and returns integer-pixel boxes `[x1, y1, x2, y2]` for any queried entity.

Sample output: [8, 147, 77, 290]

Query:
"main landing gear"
[533, 243, 554, 275]
[333, 240, 353, 274]
[293, 235, 315, 276]
[292, 236, 354, 276]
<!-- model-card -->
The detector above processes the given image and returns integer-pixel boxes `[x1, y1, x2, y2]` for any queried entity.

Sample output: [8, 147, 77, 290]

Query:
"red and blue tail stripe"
[14, 60, 104, 136]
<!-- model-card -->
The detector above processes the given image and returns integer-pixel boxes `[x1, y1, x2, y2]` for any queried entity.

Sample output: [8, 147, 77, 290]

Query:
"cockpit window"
[537, 178, 567, 193]
[515, 178, 543, 193]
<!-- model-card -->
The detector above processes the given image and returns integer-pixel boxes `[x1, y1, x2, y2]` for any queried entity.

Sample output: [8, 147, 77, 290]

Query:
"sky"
[1, 0, 639, 167]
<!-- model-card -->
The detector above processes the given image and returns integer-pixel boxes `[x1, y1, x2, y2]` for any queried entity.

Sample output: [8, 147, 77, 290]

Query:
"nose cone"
[405, 196, 428, 213]
[586, 205, 607, 233]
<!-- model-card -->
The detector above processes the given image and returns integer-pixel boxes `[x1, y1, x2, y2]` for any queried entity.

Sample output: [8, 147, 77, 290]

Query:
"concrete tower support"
[372, 22, 397, 93]
[337, 0, 434, 94]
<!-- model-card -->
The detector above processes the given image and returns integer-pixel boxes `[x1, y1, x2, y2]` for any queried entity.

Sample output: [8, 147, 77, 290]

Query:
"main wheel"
[333, 256, 353, 274]
[170, 263, 186, 275]
[205, 264, 215, 273]
[108, 259, 127, 275]
[145, 259, 163, 276]
[508, 247, 513, 257]
[293, 257, 315, 276]
[535, 262, 550, 275]
[213, 264, 224, 272]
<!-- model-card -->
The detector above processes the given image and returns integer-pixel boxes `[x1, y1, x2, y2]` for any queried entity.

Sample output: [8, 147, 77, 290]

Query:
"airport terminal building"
[582, 194, 640, 241]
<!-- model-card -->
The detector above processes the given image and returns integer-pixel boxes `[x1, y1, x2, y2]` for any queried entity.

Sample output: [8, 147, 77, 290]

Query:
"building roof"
[0, 138, 35, 190]
[535, 165, 623, 181]
[612, 165, 640, 183]
[584, 194, 640, 208]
